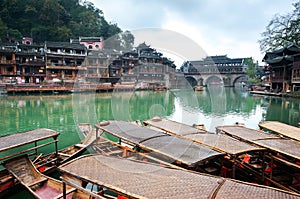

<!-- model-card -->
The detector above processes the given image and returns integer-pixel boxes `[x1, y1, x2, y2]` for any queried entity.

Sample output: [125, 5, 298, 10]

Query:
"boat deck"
[59, 155, 300, 199]
[259, 121, 300, 142]
[3, 155, 76, 199]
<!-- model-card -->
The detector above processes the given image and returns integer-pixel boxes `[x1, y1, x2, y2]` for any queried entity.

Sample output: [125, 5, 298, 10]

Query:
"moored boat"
[0, 128, 60, 194]
[143, 118, 265, 181]
[217, 125, 300, 194]
[78, 123, 179, 167]
[0, 127, 93, 195]
[3, 155, 97, 199]
[94, 120, 224, 174]
[58, 154, 300, 199]
[194, 86, 204, 91]
[258, 121, 300, 142]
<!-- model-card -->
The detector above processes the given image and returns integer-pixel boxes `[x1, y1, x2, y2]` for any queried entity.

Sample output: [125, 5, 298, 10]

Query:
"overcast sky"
[90, 0, 295, 66]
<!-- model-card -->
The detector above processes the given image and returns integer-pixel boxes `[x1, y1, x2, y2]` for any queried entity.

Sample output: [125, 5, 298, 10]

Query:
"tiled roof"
[191, 55, 246, 65]
[79, 37, 102, 42]
[45, 41, 86, 50]
[263, 43, 300, 63]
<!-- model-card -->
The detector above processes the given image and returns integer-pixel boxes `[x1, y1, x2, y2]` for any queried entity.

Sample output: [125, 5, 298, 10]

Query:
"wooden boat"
[0, 127, 93, 194]
[194, 86, 204, 91]
[0, 128, 60, 193]
[154, 86, 168, 91]
[259, 121, 300, 142]
[3, 155, 98, 199]
[143, 118, 265, 180]
[78, 123, 180, 168]
[59, 154, 300, 199]
[217, 125, 300, 194]
[94, 120, 224, 174]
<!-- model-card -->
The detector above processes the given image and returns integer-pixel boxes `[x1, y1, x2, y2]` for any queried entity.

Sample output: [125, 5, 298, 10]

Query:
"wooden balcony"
[292, 76, 300, 83]
[0, 60, 15, 64]
[46, 65, 87, 70]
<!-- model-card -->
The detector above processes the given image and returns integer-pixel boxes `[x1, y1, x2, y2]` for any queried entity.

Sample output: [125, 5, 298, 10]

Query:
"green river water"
[1, 86, 300, 198]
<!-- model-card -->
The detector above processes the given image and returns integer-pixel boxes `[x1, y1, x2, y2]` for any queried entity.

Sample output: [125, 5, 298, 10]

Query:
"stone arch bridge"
[184, 73, 248, 87]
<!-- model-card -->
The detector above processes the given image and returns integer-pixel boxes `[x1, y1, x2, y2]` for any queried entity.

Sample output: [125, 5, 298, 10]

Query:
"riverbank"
[0, 83, 135, 95]
[250, 90, 300, 98]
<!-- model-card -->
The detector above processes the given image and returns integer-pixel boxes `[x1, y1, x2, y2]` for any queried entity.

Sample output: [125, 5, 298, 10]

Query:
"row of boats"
[0, 119, 300, 198]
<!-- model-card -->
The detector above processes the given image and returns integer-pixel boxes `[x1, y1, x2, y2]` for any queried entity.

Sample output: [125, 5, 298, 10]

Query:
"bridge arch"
[205, 75, 223, 85]
[232, 75, 248, 86]
[185, 76, 197, 87]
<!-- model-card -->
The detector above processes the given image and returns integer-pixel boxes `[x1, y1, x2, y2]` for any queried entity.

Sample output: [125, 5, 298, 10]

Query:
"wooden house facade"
[44, 42, 87, 82]
[0, 41, 176, 87]
[121, 43, 176, 87]
[292, 54, 300, 91]
[263, 43, 300, 92]
[83, 49, 121, 83]
[0, 43, 18, 83]
[16, 44, 45, 83]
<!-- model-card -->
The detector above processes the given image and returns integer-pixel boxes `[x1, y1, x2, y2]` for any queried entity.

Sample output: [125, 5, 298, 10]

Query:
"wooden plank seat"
[28, 178, 47, 187]
[74, 144, 86, 148]
[57, 152, 72, 157]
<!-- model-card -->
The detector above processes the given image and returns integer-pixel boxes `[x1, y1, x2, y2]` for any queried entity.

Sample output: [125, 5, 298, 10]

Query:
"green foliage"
[104, 30, 135, 51]
[0, 19, 8, 42]
[122, 30, 135, 50]
[259, 2, 300, 52]
[0, 0, 131, 45]
[6, 29, 22, 43]
[244, 57, 257, 79]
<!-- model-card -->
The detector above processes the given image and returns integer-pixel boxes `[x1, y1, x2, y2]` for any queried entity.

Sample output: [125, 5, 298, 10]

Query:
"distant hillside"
[0, 0, 128, 46]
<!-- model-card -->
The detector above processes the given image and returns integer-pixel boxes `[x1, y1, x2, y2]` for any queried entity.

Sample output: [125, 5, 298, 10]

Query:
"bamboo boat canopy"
[217, 126, 279, 141]
[144, 119, 264, 155]
[95, 121, 223, 165]
[185, 133, 264, 155]
[254, 139, 300, 160]
[139, 135, 223, 165]
[217, 125, 300, 160]
[95, 120, 166, 144]
[144, 118, 206, 136]
[59, 155, 300, 199]
[259, 121, 300, 142]
[0, 128, 59, 152]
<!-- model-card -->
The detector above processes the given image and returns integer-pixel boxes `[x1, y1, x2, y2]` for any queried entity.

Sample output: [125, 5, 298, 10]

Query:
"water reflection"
[169, 87, 299, 131]
[72, 91, 175, 124]
[0, 88, 299, 145]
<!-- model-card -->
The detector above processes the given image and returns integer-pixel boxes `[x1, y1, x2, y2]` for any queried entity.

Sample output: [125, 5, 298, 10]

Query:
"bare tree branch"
[259, 3, 300, 52]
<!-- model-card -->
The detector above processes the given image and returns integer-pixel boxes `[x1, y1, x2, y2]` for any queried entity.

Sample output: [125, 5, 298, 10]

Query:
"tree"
[6, 29, 22, 43]
[259, 2, 300, 53]
[0, 18, 8, 42]
[245, 58, 256, 78]
[244, 57, 259, 85]
[0, 0, 125, 43]
[121, 31, 135, 50]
